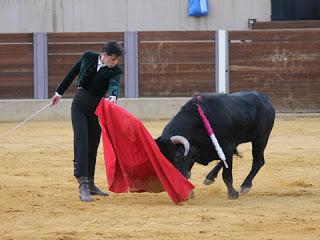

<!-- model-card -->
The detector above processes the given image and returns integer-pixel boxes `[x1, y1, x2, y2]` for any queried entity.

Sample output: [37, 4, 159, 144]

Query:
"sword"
[5, 103, 51, 135]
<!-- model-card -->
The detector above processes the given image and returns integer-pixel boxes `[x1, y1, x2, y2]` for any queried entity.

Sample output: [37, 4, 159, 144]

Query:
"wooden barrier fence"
[229, 29, 320, 112]
[0, 30, 319, 112]
[138, 31, 215, 97]
[252, 20, 320, 29]
[0, 33, 34, 98]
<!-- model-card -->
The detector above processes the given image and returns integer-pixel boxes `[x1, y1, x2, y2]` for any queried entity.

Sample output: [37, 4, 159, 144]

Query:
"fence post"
[33, 32, 48, 99]
[124, 31, 139, 98]
[215, 30, 229, 93]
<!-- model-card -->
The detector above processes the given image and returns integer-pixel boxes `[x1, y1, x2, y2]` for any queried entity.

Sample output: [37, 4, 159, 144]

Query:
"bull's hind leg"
[204, 161, 223, 185]
[240, 138, 268, 193]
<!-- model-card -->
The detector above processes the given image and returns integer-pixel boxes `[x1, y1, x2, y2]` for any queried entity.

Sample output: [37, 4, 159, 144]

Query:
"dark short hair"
[102, 41, 123, 56]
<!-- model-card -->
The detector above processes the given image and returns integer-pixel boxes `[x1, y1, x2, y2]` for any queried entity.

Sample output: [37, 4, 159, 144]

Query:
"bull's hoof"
[228, 190, 239, 200]
[203, 178, 215, 185]
[240, 186, 251, 193]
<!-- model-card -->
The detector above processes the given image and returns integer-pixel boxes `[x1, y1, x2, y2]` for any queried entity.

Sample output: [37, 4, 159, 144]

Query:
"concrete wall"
[0, 0, 270, 32]
[1, 98, 318, 124]
[0, 98, 190, 122]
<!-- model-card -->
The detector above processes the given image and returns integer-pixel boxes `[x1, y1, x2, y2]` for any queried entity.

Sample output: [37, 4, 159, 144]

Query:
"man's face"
[101, 53, 120, 68]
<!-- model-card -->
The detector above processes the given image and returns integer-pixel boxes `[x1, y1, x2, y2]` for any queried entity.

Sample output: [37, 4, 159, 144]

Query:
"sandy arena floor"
[0, 116, 319, 240]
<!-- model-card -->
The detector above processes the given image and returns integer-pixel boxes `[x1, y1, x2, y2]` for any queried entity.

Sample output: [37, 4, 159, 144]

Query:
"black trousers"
[71, 89, 102, 178]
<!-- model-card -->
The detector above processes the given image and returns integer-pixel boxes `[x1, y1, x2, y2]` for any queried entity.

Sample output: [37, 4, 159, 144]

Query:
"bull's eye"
[174, 151, 183, 162]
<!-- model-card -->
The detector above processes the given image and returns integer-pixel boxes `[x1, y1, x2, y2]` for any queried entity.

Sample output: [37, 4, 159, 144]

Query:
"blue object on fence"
[189, 0, 209, 17]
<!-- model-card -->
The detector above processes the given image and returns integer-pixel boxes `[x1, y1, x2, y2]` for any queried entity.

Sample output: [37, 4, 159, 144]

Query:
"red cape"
[95, 99, 194, 204]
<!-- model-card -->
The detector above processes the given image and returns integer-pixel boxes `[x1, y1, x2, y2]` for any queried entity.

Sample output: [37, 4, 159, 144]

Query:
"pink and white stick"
[196, 102, 229, 168]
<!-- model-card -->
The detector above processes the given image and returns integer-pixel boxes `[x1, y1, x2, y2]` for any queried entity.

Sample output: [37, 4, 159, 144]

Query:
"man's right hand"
[108, 95, 117, 104]
[50, 92, 61, 107]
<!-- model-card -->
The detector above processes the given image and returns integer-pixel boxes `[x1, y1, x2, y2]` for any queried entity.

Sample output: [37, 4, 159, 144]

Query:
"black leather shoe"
[88, 178, 109, 196]
[77, 177, 93, 202]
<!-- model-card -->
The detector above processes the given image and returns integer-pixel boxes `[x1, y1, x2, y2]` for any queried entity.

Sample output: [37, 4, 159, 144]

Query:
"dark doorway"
[272, 0, 320, 20]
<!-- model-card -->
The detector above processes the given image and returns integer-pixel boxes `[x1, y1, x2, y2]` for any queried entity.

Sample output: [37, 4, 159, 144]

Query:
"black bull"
[156, 91, 275, 199]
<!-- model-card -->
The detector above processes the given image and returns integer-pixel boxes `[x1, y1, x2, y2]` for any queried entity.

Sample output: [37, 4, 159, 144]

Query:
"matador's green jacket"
[56, 51, 122, 98]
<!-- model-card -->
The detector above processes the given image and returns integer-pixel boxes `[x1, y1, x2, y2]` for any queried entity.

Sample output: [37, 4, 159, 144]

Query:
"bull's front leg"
[204, 161, 223, 185]
[222, 156, 239, 199]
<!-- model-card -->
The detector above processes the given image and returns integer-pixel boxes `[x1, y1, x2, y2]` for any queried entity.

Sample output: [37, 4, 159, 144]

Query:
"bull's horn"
[170, 136, 190, 156]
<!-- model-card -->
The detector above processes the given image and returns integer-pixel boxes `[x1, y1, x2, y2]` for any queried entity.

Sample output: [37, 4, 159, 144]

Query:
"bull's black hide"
[156, 91, 275, 199]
